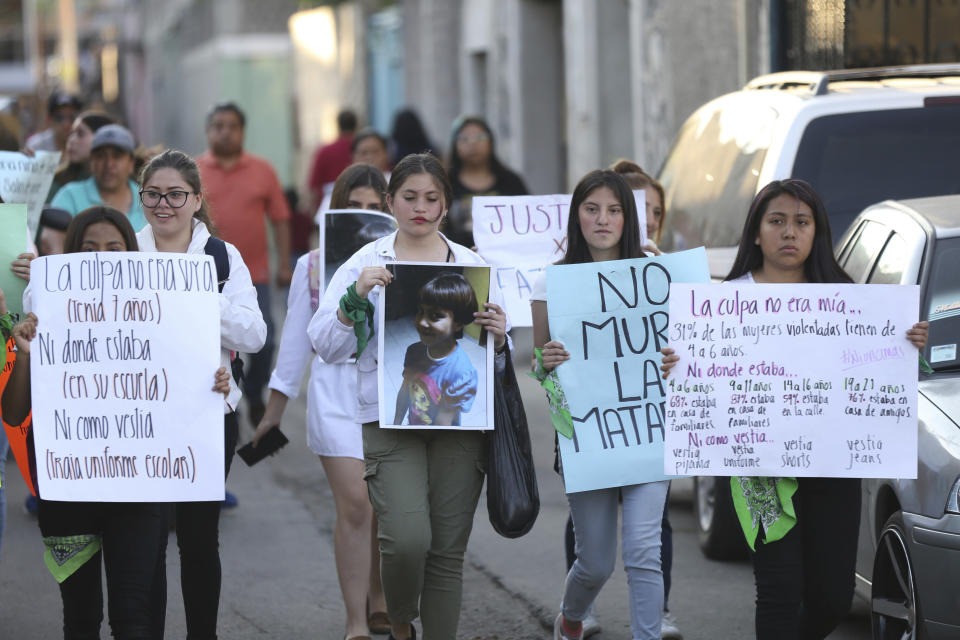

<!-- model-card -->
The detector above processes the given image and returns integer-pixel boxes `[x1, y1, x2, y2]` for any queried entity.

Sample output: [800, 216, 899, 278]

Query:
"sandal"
[387, 625, 416, 640]
[368, 610, 391, 635]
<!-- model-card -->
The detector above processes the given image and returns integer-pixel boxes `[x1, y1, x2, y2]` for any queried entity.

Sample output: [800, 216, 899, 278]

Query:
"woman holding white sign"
[253, 163, 393, 640]
[137, 149, 267, 639]
[2, 205, 233, 639]
[309, 153, 509, 640]
[531, 169, 669, 640]
[660, 179, 928, 640]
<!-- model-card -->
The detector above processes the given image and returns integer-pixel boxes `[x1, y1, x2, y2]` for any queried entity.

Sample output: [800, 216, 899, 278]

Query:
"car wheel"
[871, 512, 920, 640]
[693, 476, 747, 560]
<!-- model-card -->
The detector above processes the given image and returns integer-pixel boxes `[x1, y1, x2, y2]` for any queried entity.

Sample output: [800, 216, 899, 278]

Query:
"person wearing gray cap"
[49, 124, 147, 231]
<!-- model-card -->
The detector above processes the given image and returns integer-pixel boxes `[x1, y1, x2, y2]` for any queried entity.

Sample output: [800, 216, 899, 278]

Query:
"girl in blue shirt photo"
[394, 272, 479, 427]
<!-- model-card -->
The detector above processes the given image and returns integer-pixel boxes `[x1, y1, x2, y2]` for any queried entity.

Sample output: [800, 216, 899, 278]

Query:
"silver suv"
[657, 64, 960, 278]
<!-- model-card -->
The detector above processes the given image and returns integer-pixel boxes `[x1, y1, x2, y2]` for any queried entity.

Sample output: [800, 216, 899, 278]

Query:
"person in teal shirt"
[50, 124, 147, 231]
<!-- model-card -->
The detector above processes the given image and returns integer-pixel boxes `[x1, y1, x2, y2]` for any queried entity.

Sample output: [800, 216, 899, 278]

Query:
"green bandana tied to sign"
[731, 475, 798, 550]
[0, 312, 14, 370]
[528, 347, 574, 439]
[43, 534, 102, 583]
[339, 283, 375, 357]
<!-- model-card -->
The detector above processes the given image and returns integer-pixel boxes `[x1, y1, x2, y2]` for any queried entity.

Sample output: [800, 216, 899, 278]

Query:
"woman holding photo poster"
[2, 206, 233, 639]
[531, 169, 669, 640]
[308, 153, 509, 640]
[252, 163, 393, 640]
[661, 179, 928, 640]
[136, 149, 266, 639]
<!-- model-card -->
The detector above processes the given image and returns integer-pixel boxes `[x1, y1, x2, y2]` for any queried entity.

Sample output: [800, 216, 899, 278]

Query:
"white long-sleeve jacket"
[137, 221, 266, 413]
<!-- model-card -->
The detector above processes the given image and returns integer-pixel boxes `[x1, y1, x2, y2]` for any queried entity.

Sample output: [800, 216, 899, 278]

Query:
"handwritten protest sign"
[663, 283, 919, 479]
[547, 248, 710, 493]
[473, 195, 570, 326]
[0, 151, 61, 235]
[0, 204, 28, 315]
[30, 253, 224, 501]
[474, 193, 648, 326]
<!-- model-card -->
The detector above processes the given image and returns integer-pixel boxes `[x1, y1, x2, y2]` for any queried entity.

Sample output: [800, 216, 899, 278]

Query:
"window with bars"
[778, 0, 960, 70]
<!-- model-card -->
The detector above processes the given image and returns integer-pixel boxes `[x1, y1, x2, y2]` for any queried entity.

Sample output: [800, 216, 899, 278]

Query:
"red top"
[307, 134, 354, 201]
[196, 151, 291, 284]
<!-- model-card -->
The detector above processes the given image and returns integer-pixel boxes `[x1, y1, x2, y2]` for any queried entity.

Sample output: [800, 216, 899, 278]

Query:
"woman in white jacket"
[253, 163, 392, 640]
[136, 149, 266, 639]
[308, 154, 509, 640]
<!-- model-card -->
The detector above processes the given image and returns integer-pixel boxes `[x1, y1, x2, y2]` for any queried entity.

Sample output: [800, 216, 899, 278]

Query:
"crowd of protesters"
[0, 91, 930, 640]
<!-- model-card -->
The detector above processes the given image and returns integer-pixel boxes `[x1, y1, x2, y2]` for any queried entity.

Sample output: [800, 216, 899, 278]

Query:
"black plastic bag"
[487, 349, 540, 538]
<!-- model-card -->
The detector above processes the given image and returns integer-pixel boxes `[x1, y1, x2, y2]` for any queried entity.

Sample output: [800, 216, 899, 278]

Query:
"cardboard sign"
[29, 253, 224, 501]
[547, 248, 710, 493]
[0, 151, 61, 235]
[378, 262, 493, 430]
[663, 283, 919, 479]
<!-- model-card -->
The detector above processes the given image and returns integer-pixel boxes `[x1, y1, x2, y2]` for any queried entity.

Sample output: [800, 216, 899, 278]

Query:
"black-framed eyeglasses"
[139, 190, 195, 208]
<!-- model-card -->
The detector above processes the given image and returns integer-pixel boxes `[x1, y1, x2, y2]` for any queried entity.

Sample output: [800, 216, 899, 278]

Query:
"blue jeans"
[563, 480, 669, 640]
[243, 284, 275, 408]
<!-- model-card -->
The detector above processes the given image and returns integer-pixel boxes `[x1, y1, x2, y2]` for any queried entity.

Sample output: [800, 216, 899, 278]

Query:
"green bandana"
[43, 534, 102, 583]
[339, 283, 375, 357]
[731, 475, 798, 550]
[528, 347, 574, 439]
[0, 313, 14, 371]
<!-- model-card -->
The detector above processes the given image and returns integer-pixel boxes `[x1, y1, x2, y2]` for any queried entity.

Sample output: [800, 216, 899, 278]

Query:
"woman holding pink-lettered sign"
[661, 179, 927, 640]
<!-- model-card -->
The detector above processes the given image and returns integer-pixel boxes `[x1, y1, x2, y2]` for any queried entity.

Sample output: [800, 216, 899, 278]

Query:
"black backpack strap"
[203, 236, 244, 384]
[204, 236, 230, 293]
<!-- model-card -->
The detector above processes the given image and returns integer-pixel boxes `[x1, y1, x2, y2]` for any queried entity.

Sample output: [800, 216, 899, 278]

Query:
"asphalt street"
[0, 329, 872, 639]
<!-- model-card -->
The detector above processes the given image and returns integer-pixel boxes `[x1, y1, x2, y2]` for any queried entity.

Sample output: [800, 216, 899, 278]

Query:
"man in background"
[25, 91, 82, 153]
[307, 108, 356, 210]
[197, 102, 292, 429]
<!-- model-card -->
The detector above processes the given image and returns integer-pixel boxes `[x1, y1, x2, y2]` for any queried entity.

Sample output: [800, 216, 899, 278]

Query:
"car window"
[658, 103, 778, 251]
[793, 105, 960, 239]
[867, 233, 910, 284]
[841, 221, 890, 283]
[924, 239, 960, 371]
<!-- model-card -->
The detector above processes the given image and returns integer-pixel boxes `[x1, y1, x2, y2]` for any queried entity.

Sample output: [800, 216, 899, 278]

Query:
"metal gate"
[778, 0, 960, 70]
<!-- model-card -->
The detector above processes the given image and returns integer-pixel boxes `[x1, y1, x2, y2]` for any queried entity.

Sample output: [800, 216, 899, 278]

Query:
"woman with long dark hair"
[445, 116, 528, 247]
[3, 206, 231, 638]
[532, 169, 668, 640]
[662, 179, 928, 639]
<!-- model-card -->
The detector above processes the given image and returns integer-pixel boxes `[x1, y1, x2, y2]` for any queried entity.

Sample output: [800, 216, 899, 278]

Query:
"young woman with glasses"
[137, 148, 267, 638]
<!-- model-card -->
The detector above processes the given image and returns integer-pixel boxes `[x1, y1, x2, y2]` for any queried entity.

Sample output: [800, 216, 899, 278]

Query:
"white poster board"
[473, 194, 569, 326]
[0, 150, 61, 235]
[473, 192, 648, 326]
[663, 283, 919, 479]
[30, 253, 224, 501]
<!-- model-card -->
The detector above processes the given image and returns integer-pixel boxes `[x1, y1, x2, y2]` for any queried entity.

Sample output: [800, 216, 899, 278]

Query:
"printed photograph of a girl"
[378, 263, 492, 429]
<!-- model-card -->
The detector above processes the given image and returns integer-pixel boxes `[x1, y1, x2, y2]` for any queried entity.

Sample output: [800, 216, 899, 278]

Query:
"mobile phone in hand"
[237, 427, 289, 466]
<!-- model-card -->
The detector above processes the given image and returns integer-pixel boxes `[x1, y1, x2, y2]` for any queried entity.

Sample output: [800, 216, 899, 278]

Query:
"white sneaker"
[661, 610, 683, 640]
[553, 613, 583, 640]
[581, 609, 602, 638]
